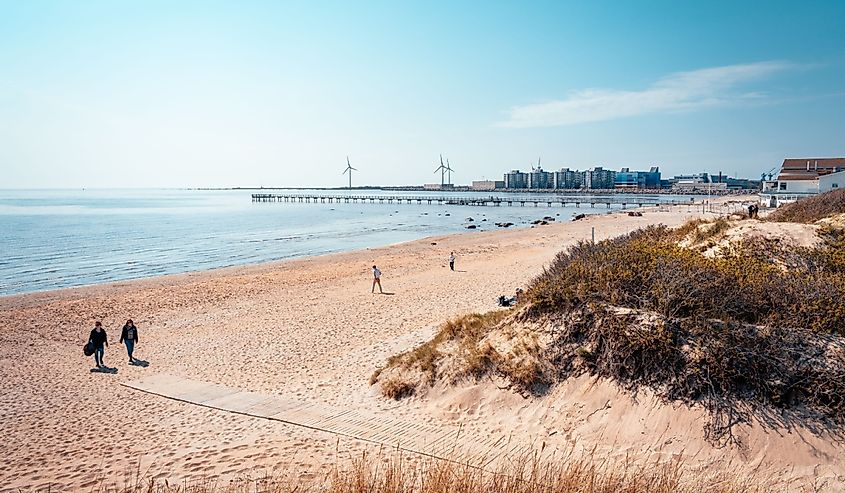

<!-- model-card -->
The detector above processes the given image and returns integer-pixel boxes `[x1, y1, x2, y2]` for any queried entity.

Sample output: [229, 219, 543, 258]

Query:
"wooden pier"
[251, 193, 679, 208]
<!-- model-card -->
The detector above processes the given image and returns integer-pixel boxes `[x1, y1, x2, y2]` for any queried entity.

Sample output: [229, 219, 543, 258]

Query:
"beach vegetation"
[372, 205, 845, 443]
[767, 187, 845, 223]
[92, 450, 757, 493]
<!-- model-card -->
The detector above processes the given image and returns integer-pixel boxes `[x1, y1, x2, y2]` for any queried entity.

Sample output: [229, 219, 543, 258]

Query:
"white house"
[761, 158, 845, 207]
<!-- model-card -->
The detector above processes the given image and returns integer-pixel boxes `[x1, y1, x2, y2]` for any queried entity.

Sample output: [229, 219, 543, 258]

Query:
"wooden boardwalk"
[252, 193, 678, 208]
[123, 374, 535, 467]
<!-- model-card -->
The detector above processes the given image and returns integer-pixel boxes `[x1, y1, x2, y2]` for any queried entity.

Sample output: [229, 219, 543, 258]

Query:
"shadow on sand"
[90, 366, 118, 374]
[129, 359, 150, 368]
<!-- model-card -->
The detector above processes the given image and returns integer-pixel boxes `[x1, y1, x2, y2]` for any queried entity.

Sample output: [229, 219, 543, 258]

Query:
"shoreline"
[0, 196, 752, 306]
[0, 220, 553, 307]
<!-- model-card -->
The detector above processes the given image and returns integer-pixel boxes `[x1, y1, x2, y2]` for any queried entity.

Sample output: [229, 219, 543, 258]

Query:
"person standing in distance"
[449, 252, 456, 271]
[372, 265, 383, 294]
[89, 321, 109, 368]
[119, 319, 139, 363]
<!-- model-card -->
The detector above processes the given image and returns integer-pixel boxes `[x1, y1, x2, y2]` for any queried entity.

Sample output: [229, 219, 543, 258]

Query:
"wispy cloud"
[496, 61, 799, 128]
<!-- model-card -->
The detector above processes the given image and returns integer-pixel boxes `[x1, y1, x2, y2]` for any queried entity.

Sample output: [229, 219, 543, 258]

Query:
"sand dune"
[3, 198, 840, 491]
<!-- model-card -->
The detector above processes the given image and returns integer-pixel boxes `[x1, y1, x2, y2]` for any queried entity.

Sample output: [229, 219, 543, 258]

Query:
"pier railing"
[251, 193, 688, 208]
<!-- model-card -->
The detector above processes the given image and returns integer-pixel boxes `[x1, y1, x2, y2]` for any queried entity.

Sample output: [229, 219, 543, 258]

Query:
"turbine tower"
[446, 158, 454, 185]
[434, 154, 447, 187]
[342, 156, 357, 189]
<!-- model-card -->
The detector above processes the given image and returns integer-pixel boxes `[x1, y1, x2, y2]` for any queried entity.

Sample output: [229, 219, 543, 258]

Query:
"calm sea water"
[0, 189, 691, 296]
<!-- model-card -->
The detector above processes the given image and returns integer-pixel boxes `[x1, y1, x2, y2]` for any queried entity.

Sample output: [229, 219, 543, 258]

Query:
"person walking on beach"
[119, 319, 139, 363]
[88, 321, 109, 368]
[372, 265, 383, 294]
[449, 252, 456, 271]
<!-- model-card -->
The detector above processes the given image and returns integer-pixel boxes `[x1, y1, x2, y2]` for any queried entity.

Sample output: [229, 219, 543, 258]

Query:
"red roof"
[777, 158, 845, 181]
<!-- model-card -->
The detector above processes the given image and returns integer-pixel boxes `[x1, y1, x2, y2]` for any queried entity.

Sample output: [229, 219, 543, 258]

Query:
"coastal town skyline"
[3, 1, 844, 189]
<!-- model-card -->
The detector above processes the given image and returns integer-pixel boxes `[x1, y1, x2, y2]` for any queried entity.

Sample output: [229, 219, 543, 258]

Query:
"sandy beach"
[2, 198, 843, 491]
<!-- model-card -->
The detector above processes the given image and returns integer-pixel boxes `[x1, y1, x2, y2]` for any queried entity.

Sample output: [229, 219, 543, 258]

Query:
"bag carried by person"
[83, 341, 94, 356]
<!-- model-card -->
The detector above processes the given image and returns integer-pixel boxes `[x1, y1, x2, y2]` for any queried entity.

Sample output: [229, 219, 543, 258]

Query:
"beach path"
[124, 373, 534, 467]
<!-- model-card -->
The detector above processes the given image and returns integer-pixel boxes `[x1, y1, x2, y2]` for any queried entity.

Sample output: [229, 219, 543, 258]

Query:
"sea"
[0, 188, 694, 296]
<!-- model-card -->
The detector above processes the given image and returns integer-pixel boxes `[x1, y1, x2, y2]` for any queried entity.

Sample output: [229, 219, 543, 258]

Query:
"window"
[779, 182, 787, 190]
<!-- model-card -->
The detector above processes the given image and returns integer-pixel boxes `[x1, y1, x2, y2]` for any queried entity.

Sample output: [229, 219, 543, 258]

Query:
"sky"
[1, 0, 844, 188]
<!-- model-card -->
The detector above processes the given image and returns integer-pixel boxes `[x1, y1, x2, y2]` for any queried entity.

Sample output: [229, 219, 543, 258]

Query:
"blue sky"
[1, 1, 843, 188]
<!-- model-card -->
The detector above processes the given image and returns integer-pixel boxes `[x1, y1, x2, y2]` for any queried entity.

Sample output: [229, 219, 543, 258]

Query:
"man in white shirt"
[372, 265, 383, 293]
[449, 252, 456, 271]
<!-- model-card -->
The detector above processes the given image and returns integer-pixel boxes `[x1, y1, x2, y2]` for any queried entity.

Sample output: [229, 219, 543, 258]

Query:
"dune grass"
[369, 310, 512, 398]
[91, 451, 757, 493]
[767, 187, 845, 223]
[527, 224, 845, 333]
[672, 217, 733, 244]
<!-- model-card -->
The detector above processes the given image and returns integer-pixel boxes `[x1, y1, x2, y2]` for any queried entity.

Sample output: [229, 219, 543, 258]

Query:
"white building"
[471, 180, 504, 191]
[760, 158, 845, 207]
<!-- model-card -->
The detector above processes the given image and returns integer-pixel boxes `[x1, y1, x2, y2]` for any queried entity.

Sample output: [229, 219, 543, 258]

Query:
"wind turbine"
[434, 154, 447, 187]
[342, 156, 357, 189]
[446, 158, 454, 185]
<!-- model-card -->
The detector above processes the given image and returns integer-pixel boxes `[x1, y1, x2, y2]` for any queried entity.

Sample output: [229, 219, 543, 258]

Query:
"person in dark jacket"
[88, 321, 109, 368]
[119, 319, 139, 363]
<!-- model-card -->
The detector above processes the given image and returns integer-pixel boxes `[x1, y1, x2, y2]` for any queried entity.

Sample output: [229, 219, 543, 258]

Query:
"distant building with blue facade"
[615, 166, 661, 189]
[502, 164, 664, 190]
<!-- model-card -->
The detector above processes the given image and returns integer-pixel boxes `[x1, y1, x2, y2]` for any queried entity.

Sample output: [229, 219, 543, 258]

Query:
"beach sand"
[2, 198, 842, 491]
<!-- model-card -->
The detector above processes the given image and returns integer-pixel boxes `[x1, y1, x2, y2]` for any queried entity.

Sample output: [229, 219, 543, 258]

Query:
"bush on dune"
[527, 225, 845, 334]
[528, 227, 845, 441]
[767, 187, 845, 223]
[372, 210, 845, 443]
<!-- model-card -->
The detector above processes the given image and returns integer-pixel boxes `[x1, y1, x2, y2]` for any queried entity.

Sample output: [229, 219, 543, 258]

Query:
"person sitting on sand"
[88, 321, 109, 368]
[372, 265, 383, 294]
[449, 252, 456, 271]
[498, 288, 524, 307]
[119, 319, 139, 363]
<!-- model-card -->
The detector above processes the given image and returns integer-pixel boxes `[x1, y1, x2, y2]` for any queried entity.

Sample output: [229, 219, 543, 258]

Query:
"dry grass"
[380, 376, 417, 400]
[768, 187, 845, 223]
[370, 311, 511, 397]
[523, 224, 845, 442]
[692, 217, 731, 243]
[528, 224, 845, 333]
[87, 451, 759, 493]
